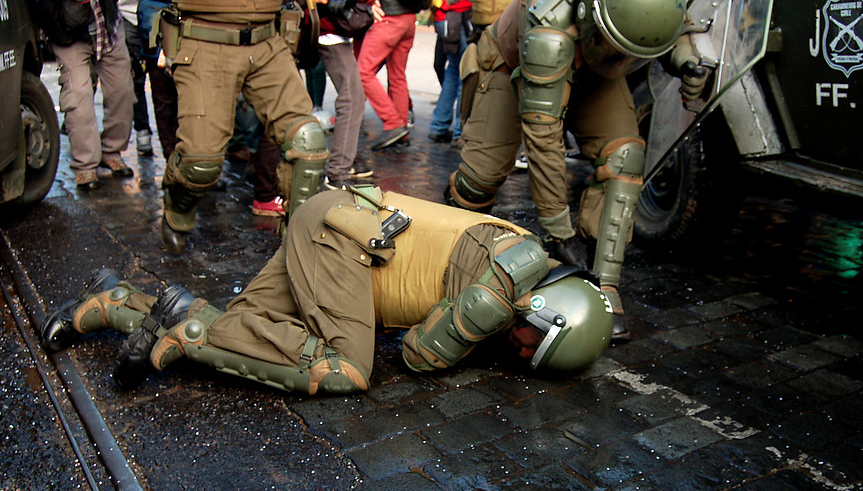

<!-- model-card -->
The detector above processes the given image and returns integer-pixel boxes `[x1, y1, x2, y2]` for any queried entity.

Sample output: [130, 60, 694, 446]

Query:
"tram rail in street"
[0, 232, 142, 491]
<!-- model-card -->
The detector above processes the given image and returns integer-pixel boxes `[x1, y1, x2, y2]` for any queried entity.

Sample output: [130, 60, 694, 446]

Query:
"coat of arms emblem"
[822, 0, 863, 77]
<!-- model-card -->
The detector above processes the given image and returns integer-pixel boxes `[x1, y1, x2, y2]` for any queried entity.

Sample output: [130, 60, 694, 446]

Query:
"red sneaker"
[252, 196, 285, 216]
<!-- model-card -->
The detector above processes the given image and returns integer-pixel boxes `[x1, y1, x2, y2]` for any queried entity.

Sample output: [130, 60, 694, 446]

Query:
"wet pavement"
[1, 26, 862, 490]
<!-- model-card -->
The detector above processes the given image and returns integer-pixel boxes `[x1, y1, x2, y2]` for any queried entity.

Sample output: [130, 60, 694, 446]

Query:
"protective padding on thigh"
[517, 26, 574, 122]
[448, 166, 499, 210]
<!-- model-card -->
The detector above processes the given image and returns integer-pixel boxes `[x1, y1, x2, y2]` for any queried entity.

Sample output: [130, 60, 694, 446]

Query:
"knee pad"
[446, 166, 499, 211]
[150, 303, 219, 370]
[593, 138, 646, 179]
[73, 284, 141, 334]
[170, 152, 224, 190]
[164, 153, 224, 223]
[282, 118, 329, 214]
[308, 348, 370, 395]
[281, 118, 329, 160]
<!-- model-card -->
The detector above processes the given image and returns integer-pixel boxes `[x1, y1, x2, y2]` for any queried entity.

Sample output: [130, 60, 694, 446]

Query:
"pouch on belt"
[150, 7, 182, 61]
[279, 3, 304, 55]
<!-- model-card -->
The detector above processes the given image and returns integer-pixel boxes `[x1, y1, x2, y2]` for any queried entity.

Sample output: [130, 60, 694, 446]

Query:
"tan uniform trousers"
[166, 30, 313, 185]
[459, 33, 640, 222]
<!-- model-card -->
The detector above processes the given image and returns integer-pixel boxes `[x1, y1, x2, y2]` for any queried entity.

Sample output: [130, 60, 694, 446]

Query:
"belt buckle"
[239, 26, 253, 45]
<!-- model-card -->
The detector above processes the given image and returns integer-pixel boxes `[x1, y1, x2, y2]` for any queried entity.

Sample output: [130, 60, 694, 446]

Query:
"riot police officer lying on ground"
[41, 187, 614, 396]
[445, 0, 714, 340]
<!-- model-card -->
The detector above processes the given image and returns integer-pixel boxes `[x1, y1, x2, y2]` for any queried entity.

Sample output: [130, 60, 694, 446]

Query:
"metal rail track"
[0, 233, 143, 491]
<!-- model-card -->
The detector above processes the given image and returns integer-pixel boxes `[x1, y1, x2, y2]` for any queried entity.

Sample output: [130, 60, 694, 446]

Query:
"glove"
[669, 35, 710, 102]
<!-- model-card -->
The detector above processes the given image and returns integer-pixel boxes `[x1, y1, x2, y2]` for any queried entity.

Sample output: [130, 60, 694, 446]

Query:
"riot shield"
[643, 0, 774, 181]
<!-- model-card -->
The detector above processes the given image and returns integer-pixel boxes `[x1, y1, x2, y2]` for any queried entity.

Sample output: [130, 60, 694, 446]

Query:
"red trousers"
[357, 14, 416, 130]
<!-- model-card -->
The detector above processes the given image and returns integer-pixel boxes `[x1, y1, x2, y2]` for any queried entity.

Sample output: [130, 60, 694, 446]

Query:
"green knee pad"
[282, 120, 328, 214]
[163, 153, 224, 232]
[447, 166, 499, 211]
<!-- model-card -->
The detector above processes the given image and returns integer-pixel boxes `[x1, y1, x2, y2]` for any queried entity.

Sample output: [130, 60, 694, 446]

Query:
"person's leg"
[93, 26, 134, 165]
[318, 42, 365, 182]
[51, 40, 101, 183]
[146, 62, 179, 159]
[568, 75, 643, 325]
[305, 60, 327, 109]
[434, 26, 446, 86]
[429, 34, 462, 138]
[123, 17, 152, 156]
[250, 132, 284, 214]
[452, 34, 467, 140]
[242, 36, 325, 215]
[446, 69, 523, 211]
[150, 192, 373, 395]
[283, 191, 376, 378]
[41, 268, 156, 352]
[357, 20, 403, 130]
[162, 38, 244, 251]
[383, 14, 416, 129]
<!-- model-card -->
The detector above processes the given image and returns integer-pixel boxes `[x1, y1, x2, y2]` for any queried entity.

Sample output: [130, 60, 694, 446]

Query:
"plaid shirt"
[90, 0, 120, 60]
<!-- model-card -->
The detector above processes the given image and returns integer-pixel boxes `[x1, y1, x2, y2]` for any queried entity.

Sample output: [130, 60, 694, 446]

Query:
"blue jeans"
[430, 20, 467, 139]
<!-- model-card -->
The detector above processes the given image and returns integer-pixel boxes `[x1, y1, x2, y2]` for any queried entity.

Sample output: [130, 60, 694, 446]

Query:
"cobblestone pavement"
[1, 27, 861, 490]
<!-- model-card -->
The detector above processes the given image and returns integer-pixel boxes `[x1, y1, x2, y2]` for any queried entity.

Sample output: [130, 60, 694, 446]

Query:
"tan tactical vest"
[174, 0, 282, 13]
[372, 192, 530, 329]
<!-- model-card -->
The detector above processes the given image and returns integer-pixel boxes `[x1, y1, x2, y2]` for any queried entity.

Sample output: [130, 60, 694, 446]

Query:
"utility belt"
[151, 6, 304, 60]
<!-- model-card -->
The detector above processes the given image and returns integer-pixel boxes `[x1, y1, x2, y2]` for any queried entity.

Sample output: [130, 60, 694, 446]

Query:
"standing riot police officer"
[445, 0, 712, 338]
[154, 0, 329, 253]
[41, 187, 614, 396]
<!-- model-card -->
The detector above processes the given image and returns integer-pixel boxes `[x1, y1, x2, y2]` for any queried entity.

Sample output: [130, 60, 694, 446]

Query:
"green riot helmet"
[509, 266, 614, 372]
[576, 0, 686, 78]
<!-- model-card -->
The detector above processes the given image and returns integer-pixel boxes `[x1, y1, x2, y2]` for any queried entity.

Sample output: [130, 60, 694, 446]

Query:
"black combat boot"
[41, 268, 122, 352]
[113, 285, 195, 390]
[546, 236, 589, 271]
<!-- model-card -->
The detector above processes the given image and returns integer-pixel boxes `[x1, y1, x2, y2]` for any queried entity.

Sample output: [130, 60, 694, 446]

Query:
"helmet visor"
[580, 19, 650, 79]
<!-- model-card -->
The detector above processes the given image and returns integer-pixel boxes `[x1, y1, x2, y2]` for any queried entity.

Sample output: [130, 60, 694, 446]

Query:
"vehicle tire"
[16, 70, 60, 205]
[632, 86, 740, 252]
[634, 134, 703, 243]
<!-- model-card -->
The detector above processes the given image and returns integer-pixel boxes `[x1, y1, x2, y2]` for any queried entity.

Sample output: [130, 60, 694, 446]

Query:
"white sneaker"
[137, 129, 153, 156]
[514, 154, 528, 170]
